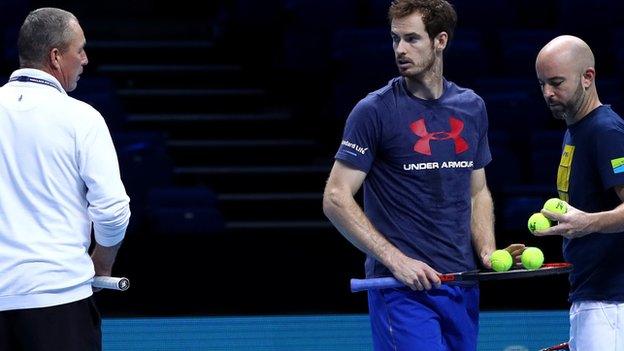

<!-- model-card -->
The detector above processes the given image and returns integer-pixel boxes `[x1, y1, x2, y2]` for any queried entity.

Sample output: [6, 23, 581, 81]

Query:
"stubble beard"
[551, 79, 586, 122]
[399, 43, 437, 80]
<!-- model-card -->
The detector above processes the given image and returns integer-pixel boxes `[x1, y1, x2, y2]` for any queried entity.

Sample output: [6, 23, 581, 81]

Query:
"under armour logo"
[410, 117, 469, 155]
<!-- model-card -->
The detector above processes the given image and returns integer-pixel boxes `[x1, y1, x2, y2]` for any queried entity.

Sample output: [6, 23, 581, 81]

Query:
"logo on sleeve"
[340, 140, 368, 156]
[611, 157, 624, 174]
[410, 117, 468, 155]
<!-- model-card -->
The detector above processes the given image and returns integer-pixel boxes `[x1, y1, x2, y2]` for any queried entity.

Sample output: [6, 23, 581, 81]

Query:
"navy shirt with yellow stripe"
[558, 105, 624, 302]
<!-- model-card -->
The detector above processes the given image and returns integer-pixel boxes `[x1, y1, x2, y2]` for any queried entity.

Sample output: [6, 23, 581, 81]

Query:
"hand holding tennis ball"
[540, 199, 593, 239]
[528, 213, 551, 233]
[490, 249, 513, 272]
[521, 247, 544, 270]
[543, 198, 568, 214]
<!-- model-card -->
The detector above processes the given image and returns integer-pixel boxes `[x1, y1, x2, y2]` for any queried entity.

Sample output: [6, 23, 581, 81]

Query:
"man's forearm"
[471, 185, 496, 257]
[590, 202, 624, 234]
[91, 242, 122, 276]
[323, 188, 403, 269]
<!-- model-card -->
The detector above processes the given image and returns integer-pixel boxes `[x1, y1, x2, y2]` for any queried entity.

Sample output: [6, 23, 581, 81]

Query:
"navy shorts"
[368, 284, 479, 351]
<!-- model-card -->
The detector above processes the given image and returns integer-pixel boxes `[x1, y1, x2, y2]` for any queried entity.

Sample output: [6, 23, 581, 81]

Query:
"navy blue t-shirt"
[557, 105, 624, 302]
[335, 77, 491, 277]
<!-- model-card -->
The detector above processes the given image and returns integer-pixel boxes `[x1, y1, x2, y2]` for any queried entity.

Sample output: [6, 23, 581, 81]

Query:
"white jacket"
[0, 69, 130, 311]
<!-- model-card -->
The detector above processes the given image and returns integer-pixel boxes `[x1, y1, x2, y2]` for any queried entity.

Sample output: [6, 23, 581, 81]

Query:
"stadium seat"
[444, 32, 489, 86]
[497, 29, 559, 77]
[71, 76, 127, 131]
[146, 187, 224, 235]
[113, 131, 173, 228]
[330, 28, 396, 119]
[481, 90, 549, 133]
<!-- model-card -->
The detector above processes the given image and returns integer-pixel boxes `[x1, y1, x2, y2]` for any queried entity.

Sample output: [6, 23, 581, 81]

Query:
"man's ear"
[434, 31, 448, 52]
[49, 48, 61, 70]
[582, 67, 595, 89]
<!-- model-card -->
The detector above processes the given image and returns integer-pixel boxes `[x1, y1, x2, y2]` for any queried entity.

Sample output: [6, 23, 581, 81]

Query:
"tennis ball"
[490, 249, 513, 272]
[543, 198, 567, 214]
[521, 247, 544, 270]
[528, 213, 551, 233]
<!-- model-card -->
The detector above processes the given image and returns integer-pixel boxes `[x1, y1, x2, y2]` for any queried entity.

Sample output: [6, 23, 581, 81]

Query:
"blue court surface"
[103, 311, 569, 350]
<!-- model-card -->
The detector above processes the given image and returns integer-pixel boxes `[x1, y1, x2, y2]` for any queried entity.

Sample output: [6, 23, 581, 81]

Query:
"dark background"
[1, 0, 623, 317]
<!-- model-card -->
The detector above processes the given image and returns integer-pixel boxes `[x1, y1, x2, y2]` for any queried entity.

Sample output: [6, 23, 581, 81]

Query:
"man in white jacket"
[0, 7, 130, 350]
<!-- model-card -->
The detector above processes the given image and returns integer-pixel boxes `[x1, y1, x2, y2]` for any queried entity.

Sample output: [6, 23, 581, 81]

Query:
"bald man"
[534, 35, 624, 351]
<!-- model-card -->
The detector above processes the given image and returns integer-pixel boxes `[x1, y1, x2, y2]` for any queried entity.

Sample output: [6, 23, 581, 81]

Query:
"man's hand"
[480, 243, 525, 269]
[91, 242, 121, 275]
[389, 254, 441, 291]
[91, 242, 122, 291]
[505, 243, 526, 266]
[535, 204, 594, 239]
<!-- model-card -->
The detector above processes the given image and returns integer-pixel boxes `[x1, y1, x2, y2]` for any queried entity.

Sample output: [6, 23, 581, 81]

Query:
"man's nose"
[542, 85, 554, 99]
[395, 39, 407, 54]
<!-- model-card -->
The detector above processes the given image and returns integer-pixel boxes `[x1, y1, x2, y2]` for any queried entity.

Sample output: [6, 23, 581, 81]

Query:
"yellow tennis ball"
[490, 249, 513, 272]
[543, 198, 567, 214]
[521, 247, 544, 270]
[528, 213, 551, 233]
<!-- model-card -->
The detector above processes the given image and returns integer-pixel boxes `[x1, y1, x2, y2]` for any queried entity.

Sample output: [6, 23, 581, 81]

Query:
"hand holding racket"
[92, 276, 130, 291]
[351, 263, 571, 292]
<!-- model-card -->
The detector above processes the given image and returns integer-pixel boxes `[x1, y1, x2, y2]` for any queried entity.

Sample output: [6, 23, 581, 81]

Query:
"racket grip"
[539, 342, 569, 351]
[438, 274, 457, 282]
[92, 276, 130, 291]
[350, 277, 403, 292]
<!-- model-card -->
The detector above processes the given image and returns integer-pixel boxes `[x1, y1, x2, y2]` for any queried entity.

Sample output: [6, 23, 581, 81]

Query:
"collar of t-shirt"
[8, 68, 67, 95]
[568, 105, 608, 131]
[401, 77, 452, 104]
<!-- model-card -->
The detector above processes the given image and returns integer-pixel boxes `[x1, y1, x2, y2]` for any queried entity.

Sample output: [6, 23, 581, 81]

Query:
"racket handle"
[350, 277, 403, 292]
[539, 342, 569, 351]
[92, 276, 130, 291]
[438, 274, 457, 282]
[351, 274, 461, 292]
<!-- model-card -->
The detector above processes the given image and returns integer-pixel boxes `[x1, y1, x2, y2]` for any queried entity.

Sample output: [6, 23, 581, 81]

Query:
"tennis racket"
[539, 342, 569, 351]
[350, 263, 571, 292]
[92, 276, 130, 291]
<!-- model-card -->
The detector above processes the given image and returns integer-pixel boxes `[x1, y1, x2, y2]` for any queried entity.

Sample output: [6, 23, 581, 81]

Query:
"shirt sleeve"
[77, 112, 130, 247]
[334, 97, 381, 173]
[596, 126, 624, 190]
[472, 98, 492, 169]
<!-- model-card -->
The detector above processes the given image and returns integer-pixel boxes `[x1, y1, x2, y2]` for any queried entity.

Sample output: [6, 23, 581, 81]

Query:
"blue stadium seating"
[112, 131, 173, 230]
[71, 76, 127, 131]
[444, 29, 489, 86]
[487, 148, 522, 193]
[497, 29, 559, 77]
[0, 0, 28, 68]
[330, 28, 396, 119]
[500, 196, 548, 232]
[595, 77, 623, 116]
[481, 90, 549, 132]
[451, 0, 516, 29]
[146, 187, 224, 235]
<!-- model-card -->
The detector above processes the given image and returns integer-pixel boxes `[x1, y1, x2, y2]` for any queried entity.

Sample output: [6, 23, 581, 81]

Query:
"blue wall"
[103, 311, 569, 350]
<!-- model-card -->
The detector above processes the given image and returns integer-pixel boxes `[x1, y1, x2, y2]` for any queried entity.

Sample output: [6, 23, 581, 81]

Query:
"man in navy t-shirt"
[323, 1, 523, 350]
[535, 36, 624, 351]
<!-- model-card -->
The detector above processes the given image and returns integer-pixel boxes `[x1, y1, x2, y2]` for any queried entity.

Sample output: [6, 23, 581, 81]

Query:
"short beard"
[401, 42, 437, 80]
[552, 78, 586, 121]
